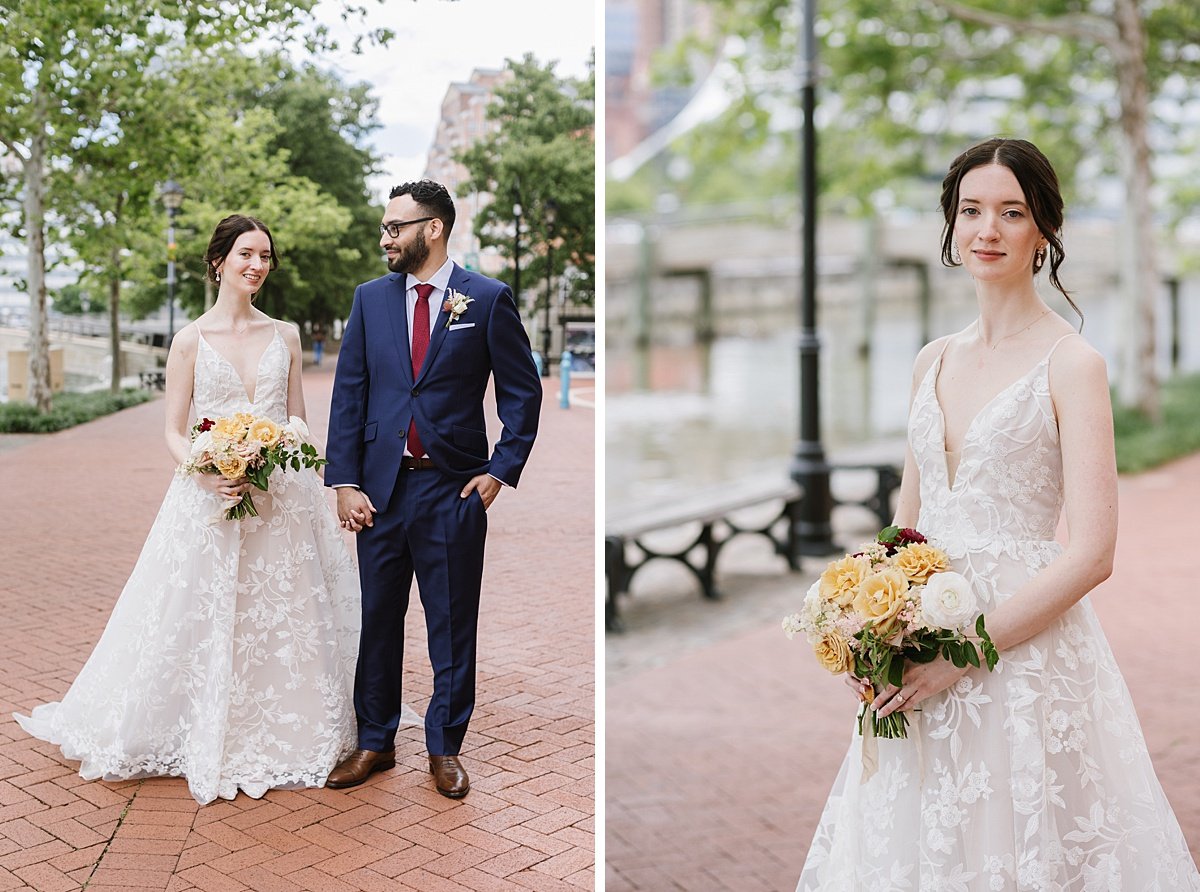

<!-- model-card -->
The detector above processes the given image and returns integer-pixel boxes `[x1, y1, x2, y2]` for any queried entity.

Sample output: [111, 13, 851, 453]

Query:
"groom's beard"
[386, 231, 430, 275]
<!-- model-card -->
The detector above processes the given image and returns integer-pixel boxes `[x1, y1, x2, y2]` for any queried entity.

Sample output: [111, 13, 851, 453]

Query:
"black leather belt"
[401, 456, 436, 470]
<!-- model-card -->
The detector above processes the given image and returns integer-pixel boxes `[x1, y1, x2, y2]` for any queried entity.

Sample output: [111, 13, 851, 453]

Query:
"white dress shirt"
[404, 258, 454, 356]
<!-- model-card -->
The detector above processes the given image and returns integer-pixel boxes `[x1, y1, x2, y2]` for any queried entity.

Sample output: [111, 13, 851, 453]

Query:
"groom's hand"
[337, 487, 376, 532]
[461, 474, 501, 510]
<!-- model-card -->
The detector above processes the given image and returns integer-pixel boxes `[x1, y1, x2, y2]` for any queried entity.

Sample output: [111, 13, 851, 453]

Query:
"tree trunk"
[23, 84, 51, 411]
[109, 195, 125, 393]
[1113, 0, 1160, 418]
[109, 263, 122, 393]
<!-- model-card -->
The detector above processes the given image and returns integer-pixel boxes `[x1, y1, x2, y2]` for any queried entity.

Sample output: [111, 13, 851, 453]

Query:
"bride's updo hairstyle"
[203, 214, 280, 294]
[939, 137, 1082, 325]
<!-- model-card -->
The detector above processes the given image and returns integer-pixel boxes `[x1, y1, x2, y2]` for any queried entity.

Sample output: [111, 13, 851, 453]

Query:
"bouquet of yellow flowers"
[180, 412, 326, 520]
[783, 525, 999, 739]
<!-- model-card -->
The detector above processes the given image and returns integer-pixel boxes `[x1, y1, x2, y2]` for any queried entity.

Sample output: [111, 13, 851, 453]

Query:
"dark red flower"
[198, 417, 214, 432]
[896, 527, 927, 545]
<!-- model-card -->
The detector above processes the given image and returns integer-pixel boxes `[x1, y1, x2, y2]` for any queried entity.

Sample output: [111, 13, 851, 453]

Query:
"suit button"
[411, 388, 419, 396]
[398, 430, 406, 438]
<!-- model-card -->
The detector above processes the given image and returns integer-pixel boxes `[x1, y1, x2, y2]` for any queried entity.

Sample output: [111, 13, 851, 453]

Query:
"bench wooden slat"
[607, 480, 802, 539]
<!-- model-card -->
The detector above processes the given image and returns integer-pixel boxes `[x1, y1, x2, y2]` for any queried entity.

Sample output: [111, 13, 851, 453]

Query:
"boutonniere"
[443, 289, 475, 328]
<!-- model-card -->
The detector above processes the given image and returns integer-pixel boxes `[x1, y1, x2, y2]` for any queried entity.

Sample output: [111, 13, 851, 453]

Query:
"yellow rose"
[853, 567, 910, 638]
[814, 631, 854, 674]
[248, 418, 282, 447]
[819, 555, 870, 607]
[214, 454, 248, 479]
[213, 417, 244, 440]
[894, 542, 950, 585]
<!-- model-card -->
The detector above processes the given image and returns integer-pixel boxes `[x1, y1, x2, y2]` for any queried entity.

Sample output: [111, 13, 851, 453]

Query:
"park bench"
[604, 459, 902, 633]
[139, 370, 166, 391]
[605, 477, 804, 632]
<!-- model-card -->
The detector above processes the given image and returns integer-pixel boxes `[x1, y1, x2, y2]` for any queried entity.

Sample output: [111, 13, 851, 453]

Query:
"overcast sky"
[305, 0, 596, 199]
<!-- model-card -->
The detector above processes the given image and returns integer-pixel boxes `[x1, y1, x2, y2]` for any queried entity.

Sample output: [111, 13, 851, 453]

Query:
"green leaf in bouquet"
[965, 642, 981, 668]
[292, 456, 301, 471]
[908, 645, 939, 664]
[976, 615, 1001, 670]
[877, 525, 900, 545]
[983, 639, 1000, 671]
[947, 641, 968, 668]
[887, 654, 904, 688]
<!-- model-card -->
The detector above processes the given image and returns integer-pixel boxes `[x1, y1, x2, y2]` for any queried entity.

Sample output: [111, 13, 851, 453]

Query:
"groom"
[325, 180, 542, 797]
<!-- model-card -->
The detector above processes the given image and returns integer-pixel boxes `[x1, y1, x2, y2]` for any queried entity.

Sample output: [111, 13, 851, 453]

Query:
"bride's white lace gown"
[14, 325, 403, 805]
[798, 336, 1200, 891]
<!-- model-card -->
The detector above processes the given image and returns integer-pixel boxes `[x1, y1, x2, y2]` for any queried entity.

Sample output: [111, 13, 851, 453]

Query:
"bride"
[797, 139, 1200, 889]
[15, 214, 415, 805]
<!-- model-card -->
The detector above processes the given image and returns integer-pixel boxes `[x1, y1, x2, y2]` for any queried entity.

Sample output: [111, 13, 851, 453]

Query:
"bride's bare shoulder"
[911, 332, 958, 384]
[168, 322, 201, 357]
[1048, 332, 1107, 391]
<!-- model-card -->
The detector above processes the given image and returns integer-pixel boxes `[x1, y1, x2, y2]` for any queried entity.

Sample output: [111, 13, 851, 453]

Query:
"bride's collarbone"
[934, 338, 1059, 447]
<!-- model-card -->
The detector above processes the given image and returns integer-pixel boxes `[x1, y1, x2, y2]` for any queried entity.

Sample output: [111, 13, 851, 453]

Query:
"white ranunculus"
[190, 429, 214, 457]
[920, 571, 978, 631]
[286, 415, 313, 446]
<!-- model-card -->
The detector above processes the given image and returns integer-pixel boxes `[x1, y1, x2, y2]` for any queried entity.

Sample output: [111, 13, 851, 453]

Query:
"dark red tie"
[407, 283, 434, 458]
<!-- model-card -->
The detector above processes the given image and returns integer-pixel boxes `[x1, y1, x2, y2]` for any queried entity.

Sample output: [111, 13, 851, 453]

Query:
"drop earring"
[1034, 246, 1046, 271]
[951, 243, 961, 264]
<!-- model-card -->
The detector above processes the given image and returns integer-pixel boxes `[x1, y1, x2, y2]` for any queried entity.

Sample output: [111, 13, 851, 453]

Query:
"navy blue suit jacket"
[325, 263, 542, 512]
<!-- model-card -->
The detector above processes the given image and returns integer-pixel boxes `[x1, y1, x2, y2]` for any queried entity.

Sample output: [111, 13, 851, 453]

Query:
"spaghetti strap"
[1045, 331, 1080, 363]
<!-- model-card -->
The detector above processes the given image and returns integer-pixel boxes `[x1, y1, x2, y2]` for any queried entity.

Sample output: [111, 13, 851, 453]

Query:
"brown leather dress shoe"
[327, 748, 396, 789]
[429, 754, 470, 798]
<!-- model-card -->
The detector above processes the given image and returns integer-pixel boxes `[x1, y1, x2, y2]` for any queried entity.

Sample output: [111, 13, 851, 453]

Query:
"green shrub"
[0, 388, 154, 433]
[1113, 374, 1200, 474]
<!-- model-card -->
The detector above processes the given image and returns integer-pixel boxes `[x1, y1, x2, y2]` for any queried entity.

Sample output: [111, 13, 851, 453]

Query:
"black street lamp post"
[789, 0, 836, 555]
[541, 199, 557, 378]
[160, 179, 185, 347]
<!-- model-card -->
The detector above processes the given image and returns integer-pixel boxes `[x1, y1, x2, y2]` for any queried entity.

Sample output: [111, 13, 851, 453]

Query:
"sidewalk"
[606, 453, 1200, 891]
[0, 367, 594, 891]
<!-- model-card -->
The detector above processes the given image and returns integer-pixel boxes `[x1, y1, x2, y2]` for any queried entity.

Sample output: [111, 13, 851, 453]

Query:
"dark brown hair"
[389, 179, 456, 239]
[203, 214, 279, 286]
[939, 138, 1082, 326]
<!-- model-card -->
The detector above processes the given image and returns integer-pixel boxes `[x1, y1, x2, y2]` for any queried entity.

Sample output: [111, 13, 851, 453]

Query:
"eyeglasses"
[379, 217, 434, 238]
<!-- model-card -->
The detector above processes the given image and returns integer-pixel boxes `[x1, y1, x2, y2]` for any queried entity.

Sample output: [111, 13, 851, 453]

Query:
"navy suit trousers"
[353, 467, 487, 755]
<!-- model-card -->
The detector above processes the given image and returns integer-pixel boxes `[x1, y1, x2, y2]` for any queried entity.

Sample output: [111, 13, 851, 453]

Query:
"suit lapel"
[414, 263, 464, 386]
[385, 272, 414, 386]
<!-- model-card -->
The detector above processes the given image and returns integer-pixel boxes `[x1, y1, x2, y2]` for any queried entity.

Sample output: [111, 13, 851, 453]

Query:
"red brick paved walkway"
[606, 452, 1200, 890]
[0, 366, 594, 891]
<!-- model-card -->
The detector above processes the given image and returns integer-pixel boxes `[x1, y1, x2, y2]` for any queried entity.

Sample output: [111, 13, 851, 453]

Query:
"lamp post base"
[789, 442, 838, 556]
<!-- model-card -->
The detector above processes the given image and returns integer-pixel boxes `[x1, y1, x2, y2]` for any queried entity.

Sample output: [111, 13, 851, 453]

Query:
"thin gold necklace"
[978, 310, 1051, 351]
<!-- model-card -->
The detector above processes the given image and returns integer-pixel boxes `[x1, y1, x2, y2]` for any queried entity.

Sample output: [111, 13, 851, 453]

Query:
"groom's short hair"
[390, 180, 456, 239]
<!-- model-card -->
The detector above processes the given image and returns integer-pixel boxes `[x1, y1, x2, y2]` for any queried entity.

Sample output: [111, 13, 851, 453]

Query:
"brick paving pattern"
[0, 366, 594, 891]
[606, 453, 1200, 890]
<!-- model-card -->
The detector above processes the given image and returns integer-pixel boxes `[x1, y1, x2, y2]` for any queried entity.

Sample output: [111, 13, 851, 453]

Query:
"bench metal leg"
[605, 536, 627, 633]
[698, 522, 721, 600]
[784, 496, 804, 571]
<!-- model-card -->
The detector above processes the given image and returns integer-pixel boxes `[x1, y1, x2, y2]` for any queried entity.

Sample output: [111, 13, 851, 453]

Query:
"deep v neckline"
[927, 338, 1067, 490]
[198, 326, 279, 405]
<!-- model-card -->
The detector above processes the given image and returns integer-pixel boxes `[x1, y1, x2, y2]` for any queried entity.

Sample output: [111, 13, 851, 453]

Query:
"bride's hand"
[843, 673, 872, 702]
[195, 471, 250, 502]
[873, 659, 969, 719]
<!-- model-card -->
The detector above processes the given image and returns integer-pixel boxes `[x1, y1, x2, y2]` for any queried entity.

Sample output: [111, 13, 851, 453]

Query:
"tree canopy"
[457, 53, 596, 306]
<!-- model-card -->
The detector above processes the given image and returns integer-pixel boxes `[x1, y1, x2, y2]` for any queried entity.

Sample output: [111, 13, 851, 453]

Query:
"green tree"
[0, 0, 336, 410]
[0, 0, 408, 409]
[672, 0, 1200, 416]
[457, 53, 596, 309]
[237, 57, 386, 327]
